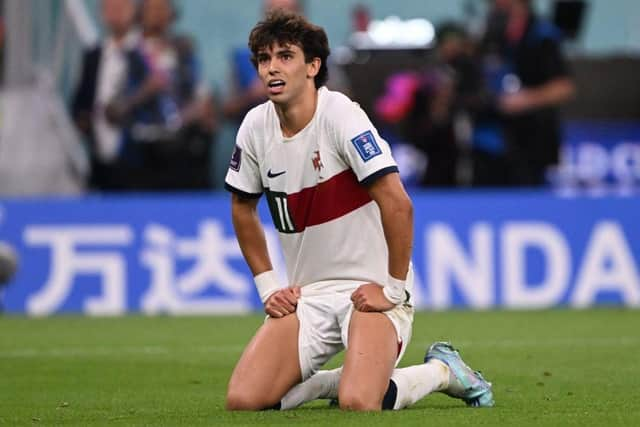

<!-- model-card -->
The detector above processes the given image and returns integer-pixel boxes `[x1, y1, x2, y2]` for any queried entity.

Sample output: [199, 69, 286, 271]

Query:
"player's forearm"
[231, 197, 273, 276]
[380, 198, 413, 280]
[368, 174, 414, 280]
[236, 226, 272, 276]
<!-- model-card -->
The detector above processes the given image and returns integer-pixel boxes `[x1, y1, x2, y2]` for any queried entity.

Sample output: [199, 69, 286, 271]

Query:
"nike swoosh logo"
[267, 169, 286, 178]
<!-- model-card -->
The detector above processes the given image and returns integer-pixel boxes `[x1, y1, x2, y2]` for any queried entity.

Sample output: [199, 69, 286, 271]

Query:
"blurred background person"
[375, 22, 481, 187]
[478, 0, 576, 187]
[346, 3, 375, 49]
[0, 0, 88, 195]
[352, 3, 371, 33]
[105, 0, 217, 190]
[72, 0, 140, 190]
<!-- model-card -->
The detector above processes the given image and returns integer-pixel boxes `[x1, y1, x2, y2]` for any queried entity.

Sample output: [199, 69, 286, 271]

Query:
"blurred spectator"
[375, 23, 479, 187]
[352, 4, 371, 32]
[72, 0, 140, 190]
[346, 4, 375, 49]
[105, 0, 217, 190]
[477, 0, 576, 186]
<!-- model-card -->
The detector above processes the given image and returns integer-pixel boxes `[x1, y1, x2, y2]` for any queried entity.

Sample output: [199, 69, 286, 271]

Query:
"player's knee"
[225, 391, 250, 411]
[338, 391, 382, 411]
[225, 390, 267, 411]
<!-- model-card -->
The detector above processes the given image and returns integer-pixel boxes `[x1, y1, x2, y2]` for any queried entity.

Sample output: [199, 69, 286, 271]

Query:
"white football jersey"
[225, 87, 399, 288]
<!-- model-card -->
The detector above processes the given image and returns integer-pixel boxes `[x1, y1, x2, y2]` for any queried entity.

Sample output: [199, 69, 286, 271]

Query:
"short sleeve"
[224, 113, 263, 198]
[538, 38, 571, 81]
[332, 100, 398, 185]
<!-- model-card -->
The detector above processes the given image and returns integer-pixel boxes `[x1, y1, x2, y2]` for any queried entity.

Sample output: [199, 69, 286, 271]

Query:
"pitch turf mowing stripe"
[0, 310, 638, 426]
[2, 337, 639, 359]
[0, 345, 246, 358]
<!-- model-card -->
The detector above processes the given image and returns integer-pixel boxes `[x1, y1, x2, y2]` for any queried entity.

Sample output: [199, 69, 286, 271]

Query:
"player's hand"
[264, 286, 301, 318]
[351, 283, 395, 312]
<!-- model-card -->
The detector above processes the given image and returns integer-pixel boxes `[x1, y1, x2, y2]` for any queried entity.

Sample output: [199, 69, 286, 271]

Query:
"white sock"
[389, 360, 450, 410]
[280, 368, 341, 410]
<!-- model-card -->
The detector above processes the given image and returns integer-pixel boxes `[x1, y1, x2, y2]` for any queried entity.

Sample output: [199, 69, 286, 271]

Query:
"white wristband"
[254, 270, 281, 303]
[383, 275, 406, 305]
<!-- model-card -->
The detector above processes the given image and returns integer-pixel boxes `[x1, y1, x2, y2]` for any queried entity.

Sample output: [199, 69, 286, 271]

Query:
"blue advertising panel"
[552, 121, 640, 193]
[0, 192, 638, 315]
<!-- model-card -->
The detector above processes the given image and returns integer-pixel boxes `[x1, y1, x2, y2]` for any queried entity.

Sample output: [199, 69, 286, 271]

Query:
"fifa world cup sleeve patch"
[229, 145, 242, 171]
[351, 130, 382, 162]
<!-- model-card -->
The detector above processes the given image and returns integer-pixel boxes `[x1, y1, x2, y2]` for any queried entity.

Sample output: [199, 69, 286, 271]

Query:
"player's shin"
[384, 360, 450, 410]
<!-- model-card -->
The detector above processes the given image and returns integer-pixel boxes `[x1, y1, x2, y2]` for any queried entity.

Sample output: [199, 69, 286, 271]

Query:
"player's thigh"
[339, 311, 398, 411]
[226, 313, 301, 410]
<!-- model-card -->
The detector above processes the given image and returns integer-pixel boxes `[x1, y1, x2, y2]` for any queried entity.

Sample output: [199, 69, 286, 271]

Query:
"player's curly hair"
[248, 9, 330, 89]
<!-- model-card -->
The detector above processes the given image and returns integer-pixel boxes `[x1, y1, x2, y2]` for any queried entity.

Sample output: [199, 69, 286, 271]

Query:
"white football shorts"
[294, 269, 415, 381]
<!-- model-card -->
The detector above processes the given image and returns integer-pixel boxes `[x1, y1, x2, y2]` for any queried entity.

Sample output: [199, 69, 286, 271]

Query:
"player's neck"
[275, 87, 319, 138]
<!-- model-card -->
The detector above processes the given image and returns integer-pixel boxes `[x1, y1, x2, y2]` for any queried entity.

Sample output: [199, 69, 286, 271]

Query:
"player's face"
[256, 42, 319, 105]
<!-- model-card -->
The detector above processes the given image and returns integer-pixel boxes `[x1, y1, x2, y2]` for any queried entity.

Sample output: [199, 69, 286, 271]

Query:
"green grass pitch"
[1, 309, 638, 426]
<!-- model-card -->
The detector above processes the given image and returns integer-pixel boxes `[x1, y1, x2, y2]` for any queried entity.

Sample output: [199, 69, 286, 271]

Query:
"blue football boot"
[424, 342, 494, 407]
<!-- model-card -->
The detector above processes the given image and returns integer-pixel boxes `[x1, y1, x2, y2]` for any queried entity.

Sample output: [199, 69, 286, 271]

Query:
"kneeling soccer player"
[224, 9, 494, 411]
